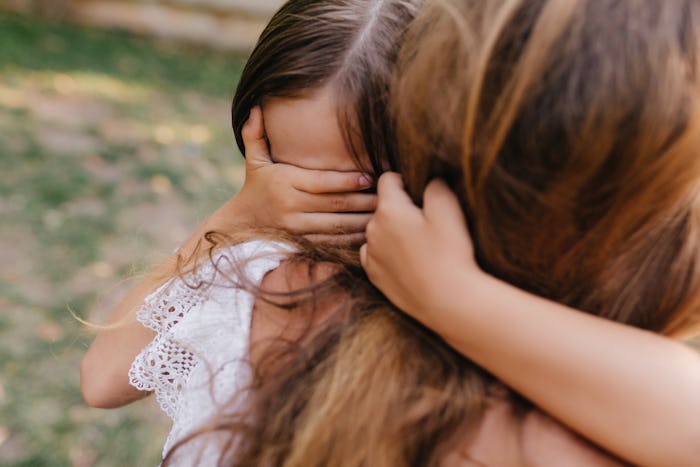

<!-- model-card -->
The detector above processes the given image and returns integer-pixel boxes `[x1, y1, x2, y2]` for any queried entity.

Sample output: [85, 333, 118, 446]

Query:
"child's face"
[262, 85, 367, 172]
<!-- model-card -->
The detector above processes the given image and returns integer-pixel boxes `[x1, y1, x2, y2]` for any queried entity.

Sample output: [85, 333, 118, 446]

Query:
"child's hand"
[360, 172, 483, 327]
[235, 107, 376, 244]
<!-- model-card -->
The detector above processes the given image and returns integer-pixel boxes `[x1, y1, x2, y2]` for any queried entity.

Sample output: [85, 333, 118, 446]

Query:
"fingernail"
[359, 175, 372, 188]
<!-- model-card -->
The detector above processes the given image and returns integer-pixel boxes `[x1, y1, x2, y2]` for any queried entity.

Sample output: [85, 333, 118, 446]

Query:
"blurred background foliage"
[0, 13, 247, 466]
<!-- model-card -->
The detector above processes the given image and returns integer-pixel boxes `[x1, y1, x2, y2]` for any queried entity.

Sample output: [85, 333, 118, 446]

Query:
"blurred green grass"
[0, 14, 246, 466]
[0, 14, 242, 95]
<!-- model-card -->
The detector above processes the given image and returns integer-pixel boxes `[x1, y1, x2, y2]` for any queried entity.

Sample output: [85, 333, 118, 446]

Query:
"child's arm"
[360, 173, 700, 467]
[80, 108, 376, 408]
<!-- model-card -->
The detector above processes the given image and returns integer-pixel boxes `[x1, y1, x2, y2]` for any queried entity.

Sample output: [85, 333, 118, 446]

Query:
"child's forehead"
[262, 87, 366, 172]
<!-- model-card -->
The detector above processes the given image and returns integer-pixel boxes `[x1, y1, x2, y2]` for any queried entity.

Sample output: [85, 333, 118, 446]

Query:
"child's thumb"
[241, 106, 272, 166]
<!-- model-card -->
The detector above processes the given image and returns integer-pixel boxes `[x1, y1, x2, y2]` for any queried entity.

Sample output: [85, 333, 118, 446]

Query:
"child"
[361, 0, 700, 465]
[82, 0, 422, 464]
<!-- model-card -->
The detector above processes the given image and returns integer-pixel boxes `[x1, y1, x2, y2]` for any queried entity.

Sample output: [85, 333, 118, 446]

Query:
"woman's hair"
[231, 0, 421, 175]
[395, 0, 700, 336]
[168, 1, 483, 465]
[167, 0, 700, 465]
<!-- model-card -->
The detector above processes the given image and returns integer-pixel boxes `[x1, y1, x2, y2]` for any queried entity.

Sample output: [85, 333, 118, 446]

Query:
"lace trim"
[128, 241, 293, 422]
[128, 271, 209, 418]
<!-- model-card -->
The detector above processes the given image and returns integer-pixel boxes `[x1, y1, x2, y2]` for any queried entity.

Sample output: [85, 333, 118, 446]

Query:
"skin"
[261, 85, 376, 244]
[361, 172, 700, 467]
[449, 398, 625, 467]
[263, 86, 364, 172]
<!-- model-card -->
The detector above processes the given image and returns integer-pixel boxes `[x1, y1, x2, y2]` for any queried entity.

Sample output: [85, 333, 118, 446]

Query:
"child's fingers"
[241, 106, 271, 166]
[359, 242, 378, 277]
[304, 232, 367, 246]
[294, 212, 372, 234]
[359, 243, 368, 268]
[300, 192, 377, 213]
[292, 168, 373, 194]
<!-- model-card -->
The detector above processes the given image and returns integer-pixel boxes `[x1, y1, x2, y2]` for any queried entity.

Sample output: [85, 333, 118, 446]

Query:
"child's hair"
[169, 0, 700, 465]
[231, 0, 422, 175]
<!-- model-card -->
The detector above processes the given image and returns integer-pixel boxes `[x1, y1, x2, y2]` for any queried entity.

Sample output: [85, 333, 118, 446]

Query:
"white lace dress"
[128, 240, 292, 465]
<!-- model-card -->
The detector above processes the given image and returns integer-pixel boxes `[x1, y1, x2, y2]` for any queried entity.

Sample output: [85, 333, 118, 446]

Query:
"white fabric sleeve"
[127, 240, 293, 419]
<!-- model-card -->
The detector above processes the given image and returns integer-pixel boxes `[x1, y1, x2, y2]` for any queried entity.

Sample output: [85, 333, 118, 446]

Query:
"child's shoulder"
[137, 240, 295, 333]
[129, 240, 296, 421]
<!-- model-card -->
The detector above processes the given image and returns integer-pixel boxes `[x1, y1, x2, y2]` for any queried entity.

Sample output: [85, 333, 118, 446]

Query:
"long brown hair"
[396, 0, 700, 335]
[168, 0, 700, 465]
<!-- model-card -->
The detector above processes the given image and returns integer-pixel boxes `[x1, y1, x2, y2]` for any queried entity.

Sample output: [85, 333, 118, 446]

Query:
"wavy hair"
[396, 0, 700, 335]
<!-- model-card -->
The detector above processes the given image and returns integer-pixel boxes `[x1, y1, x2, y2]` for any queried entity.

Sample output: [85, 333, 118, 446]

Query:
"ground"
[0, 15, 246, 466]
